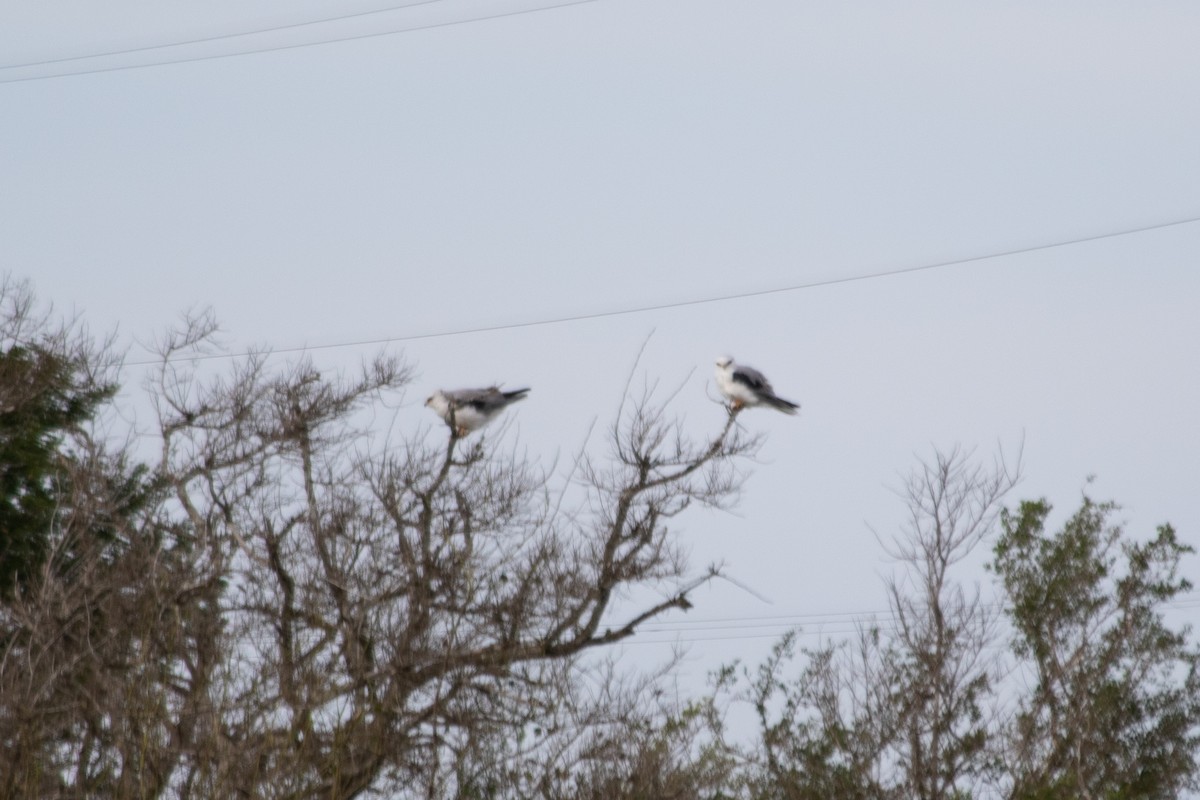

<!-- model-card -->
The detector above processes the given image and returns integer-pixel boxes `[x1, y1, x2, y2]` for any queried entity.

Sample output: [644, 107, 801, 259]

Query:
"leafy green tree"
[716, 451, 1199, 800]
[733, 448, 1017, 800]
[0, 282, 116, 595]
[993, 493, 1200, 799]
[741, 631, 896, 800]
[0, 281, 169, 798]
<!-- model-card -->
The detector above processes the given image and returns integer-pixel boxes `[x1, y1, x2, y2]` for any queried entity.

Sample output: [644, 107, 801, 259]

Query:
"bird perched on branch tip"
[425, 386, 530, 435]
[715, 356, 799, 415]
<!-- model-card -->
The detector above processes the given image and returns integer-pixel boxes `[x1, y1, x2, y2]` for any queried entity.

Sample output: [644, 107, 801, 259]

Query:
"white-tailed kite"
[715, 356, 799, 414]
[425, 387, 530, 435]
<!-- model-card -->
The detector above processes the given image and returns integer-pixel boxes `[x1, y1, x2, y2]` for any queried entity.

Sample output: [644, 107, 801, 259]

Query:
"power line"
[621, 598, 1200, 646]
[621, 591, 1200, 636]
[624, 628, 896, 646]
[173, 592, 1200, 653]
[0, 0, 600, 85]
[124, 212, 1200, 367]
[640, 606, 900, 627]
[0, 0, 446, 72]
[111, 594, 1199, 654]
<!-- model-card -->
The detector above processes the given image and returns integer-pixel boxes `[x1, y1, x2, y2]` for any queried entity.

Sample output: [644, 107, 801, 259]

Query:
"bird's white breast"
[716, 366, 758, 404]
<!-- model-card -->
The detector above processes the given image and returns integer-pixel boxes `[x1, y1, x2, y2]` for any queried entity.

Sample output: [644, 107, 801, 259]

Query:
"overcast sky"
[3, 0, 1199, 696]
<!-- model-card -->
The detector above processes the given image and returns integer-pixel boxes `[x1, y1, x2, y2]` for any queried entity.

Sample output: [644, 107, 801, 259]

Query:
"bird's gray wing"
[445, 387, 499, 411]
[448, 387, 527, 413]
[734, 366, 798, 414]
[732, 365, 774, 394]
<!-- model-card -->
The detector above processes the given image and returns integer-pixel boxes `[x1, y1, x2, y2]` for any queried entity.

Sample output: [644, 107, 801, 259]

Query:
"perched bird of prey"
[425, 387, 530, 435]
[714, 356, 799, 414]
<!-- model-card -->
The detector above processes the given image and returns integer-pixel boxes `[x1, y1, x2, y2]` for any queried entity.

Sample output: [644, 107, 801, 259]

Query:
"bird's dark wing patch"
[732, 366, 771, 392]
[461, 396, 492, 411]
[446, 388, 497, 411]
[448, 387, 527, 413]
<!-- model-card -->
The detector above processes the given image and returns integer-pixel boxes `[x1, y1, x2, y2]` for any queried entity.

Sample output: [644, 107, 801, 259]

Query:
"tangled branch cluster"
[0, 297, 762, 798]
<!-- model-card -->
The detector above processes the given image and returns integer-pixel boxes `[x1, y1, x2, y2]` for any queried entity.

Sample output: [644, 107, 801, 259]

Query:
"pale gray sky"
[3, 0, 1199, 695]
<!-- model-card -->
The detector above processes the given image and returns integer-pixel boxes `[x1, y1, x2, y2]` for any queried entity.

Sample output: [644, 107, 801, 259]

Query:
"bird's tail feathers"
[766, 396, 800, 415]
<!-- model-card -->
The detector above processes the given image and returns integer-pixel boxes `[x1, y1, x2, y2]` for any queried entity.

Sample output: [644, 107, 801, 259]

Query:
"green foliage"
[742, 632, 894, 800]
[993, 494, 1200, 799]
[712, 458, 1199, 800]
[0, 342, 115, 596]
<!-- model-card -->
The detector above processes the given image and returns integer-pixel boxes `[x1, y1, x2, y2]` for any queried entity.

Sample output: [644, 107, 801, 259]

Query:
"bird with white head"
[714, 356, 799, 415]
[425, 386, 530, 436]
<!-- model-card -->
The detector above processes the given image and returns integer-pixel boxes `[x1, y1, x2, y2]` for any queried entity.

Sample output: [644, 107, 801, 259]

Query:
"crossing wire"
[123, 212, 1200, 367]
[0, 0, 601, 84]
[0, 0, 447, 72]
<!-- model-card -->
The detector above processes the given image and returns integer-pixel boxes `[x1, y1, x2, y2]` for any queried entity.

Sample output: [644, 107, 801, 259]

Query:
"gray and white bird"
[425, 386, 530, 435]
[714, 356, 799, 414]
